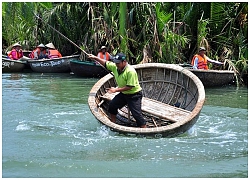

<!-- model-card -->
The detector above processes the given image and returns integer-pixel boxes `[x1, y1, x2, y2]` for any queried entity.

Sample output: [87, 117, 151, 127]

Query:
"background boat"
[189, 69, 235, 87]
[2, 56, 27, 73]
[27, 55, 80, 73]
[88, 63, 205, 137]
[70, 59, 110, 78]
[179, 64, 235, 87]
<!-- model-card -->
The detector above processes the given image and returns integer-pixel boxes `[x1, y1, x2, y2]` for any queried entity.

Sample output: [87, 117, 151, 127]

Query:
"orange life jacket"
[29, 48, 47, 59]
[8, 49, 23, 60]
[48, 49, 62, 59]
[97, 52, 110, 60]
[191, 54, 208, 70]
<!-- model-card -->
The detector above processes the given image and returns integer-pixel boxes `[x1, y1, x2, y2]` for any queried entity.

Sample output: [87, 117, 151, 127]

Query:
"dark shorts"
[108, 91, 146, 127]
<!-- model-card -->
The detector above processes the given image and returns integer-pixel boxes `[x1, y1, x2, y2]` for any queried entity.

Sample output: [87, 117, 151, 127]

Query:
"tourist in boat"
[7, 43, 24, 60]
[29, 43, 48, 59]
[88, 52, 147, 128]
[45, 43, 62, 59]
[191, 47, 223, 69]
[97, 46, 111, 61]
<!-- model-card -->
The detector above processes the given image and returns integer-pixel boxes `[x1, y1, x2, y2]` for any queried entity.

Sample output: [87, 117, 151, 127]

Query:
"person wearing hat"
[97, 46, 111, 61]
[29, 43, 48, 59]
[191, 47, 223, 69]
[45, 43, 62, 59]
[7, 43, 24, 60]
[88, 52, 147, 128]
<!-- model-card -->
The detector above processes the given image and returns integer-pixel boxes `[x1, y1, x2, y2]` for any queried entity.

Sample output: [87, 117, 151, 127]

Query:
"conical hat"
[37, 43, 45, 48]
[199, 47, 206, 51]
[12, 43, 21, 47]
[45, 43, 55, 49]
[101, 46, 107, 49]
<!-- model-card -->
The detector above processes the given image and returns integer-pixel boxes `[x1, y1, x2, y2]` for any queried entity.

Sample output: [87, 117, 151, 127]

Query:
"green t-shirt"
[106, 61, 142, 94]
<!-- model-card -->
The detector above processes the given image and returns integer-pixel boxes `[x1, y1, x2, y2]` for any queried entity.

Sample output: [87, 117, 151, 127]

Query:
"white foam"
[16, 124, 30, 131]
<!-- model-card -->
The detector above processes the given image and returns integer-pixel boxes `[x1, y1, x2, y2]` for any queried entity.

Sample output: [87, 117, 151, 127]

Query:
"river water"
[2, 72, 248, 178]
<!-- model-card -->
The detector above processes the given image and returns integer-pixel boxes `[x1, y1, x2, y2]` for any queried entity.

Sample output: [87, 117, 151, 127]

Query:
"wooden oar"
[34, 14, 88, 56]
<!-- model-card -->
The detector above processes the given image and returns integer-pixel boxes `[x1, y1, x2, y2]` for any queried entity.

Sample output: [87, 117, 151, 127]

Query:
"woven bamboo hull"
[27, 55, 80, 73]
[2, 58, 26, 73]
[70, 59, 109, 78]
[189, 69, 235, 87]
[88, 63, 205, 137]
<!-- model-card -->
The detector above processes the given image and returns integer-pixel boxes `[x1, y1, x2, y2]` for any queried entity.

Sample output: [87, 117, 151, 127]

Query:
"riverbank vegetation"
[2, 2, 248, 84]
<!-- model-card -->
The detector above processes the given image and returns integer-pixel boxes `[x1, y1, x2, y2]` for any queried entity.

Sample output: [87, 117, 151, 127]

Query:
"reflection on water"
[2, 73, 248, 178]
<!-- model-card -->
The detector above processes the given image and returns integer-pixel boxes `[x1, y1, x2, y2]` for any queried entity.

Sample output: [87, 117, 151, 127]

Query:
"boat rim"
[189, 68, 235, 74]
[2, 57, 27, 64]
[27, 54, 80, 62]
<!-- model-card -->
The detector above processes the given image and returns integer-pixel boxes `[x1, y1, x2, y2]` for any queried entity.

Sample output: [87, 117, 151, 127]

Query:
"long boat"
[70, 59, 109, 78]
[88, 63, 205, 137]
[2, 56, 27, 73]
[27, 55, 80, 73]
[188, 69, 235, 87]
[179, 64, 235, 87]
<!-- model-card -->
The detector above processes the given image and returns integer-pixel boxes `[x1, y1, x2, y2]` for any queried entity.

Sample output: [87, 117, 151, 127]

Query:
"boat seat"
[100, 92, 191, 123]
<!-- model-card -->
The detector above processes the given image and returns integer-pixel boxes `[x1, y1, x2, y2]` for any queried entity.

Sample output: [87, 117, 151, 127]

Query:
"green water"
[2, 73, 248, 178]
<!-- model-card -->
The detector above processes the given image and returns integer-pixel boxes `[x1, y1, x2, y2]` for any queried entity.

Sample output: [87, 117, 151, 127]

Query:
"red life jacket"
[48, 49, 62, 59]
[191, 54, 208, 70]
[8, 49, 23, 60]
[97, 52, 110, 60]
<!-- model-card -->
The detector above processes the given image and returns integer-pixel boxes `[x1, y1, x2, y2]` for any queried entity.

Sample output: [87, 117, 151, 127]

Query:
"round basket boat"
[88, 63, 205, 137]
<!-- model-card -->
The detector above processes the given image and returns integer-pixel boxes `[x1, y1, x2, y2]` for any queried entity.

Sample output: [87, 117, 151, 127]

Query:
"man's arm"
[107, 86, 132, 93]
[207, 58, 224, 65]
[88, 54, 107, 66]
[193, 57, 198, 69]
[33, 50, 39, 59]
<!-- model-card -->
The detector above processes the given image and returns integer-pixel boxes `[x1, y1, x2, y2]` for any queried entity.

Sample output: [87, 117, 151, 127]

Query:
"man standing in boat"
[191, 47, 223, 69]
[88, 53, 147, 128]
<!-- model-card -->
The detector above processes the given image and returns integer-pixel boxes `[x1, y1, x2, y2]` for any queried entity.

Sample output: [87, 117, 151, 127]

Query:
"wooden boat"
[2, 56, 27, 73]
[27, 55, 80, 73]
[188, 69, 235, 87]
[88, 63, 205, 137]
[179, 64, 235, 87]
[70, 59, 109, 78]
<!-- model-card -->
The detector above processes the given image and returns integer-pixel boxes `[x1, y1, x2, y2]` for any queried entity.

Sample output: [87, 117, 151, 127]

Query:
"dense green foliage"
[2, 2, 248, 82]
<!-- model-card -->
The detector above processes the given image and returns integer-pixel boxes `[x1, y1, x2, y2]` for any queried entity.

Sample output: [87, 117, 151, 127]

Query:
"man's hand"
[87, 54, 96, 60]
[106, 87, 117, 93]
